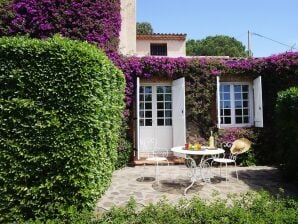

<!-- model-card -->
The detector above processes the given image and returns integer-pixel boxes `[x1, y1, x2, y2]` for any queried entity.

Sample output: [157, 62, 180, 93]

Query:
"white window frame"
[219, 82, 254, 128]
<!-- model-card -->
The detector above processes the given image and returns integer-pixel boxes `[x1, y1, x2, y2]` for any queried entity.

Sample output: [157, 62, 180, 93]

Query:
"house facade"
[119, 0, 263, 159]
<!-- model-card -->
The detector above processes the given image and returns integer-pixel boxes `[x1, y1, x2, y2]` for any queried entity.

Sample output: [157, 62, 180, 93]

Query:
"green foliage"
[186, 35, 247, 57]
[97, 191, 298, 224]
[0, 35, 125, 222]
[274, 87, 298, 180]
[136, 22, 154, 35]
[115, 118, 133, 169]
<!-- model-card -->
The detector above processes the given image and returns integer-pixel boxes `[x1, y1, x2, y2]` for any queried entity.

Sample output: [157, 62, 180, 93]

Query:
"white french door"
[139, 84, 173, 152]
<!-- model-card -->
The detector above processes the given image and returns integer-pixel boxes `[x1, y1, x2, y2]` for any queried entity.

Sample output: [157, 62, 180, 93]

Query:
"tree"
[136, 22, 153, 35]
[186, 35, 247, 57]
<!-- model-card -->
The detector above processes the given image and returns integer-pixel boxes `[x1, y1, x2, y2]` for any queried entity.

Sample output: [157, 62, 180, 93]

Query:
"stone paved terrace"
[95, 165, 298, 214]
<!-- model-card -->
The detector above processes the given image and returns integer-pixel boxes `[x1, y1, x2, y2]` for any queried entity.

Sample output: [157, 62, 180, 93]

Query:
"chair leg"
[142, 163, 146, 181]
[234, 162, 238, 181]
[219, 162, 222, 177]
[155, 161, 159, 184]
[225, 162, 228, 183]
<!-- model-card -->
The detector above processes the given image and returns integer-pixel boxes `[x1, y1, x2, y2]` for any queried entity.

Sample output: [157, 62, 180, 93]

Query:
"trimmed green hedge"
[274, 87, 298, 180]
[0, 35, 125, 222]
[98, 192, 297, 224]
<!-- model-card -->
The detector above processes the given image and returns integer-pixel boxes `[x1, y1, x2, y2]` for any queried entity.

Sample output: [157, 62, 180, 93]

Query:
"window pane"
[140, 119, 144, 126]
[224, 117, 231, 124]
[157, 111, 164, 117]
[145, 87, 152, 94]
[157, 94, 164, 101]
[220, 109, 224, 116]
[234, 85, 241, 92]
[165, 102, 172, 109]
[235, 109, 242, 116]
[165, 119, 172, 126]
[140, 94, 144, 101]
[236, 117, 242, 124]
[157, 119, 164, 126]
[145, 119, 152, 126]
[145, 103, 152, 109]
[223, 101, 231, 108]
[242, 85, 248, 92]
[157, 103, 164, 109]
[235, 93, 242, 100]
[151, 44, 167, 56]
[243, 117, 249, 123]
[165, 86, 171, 93]
[165, 110, 172, 117]
[165, 94, 172, 101]
[243, 109, 249, 116]
[243, 101, 248, 107]
[224, 109, 231, 116]
[140, 103, 144, 109]
[157, 86, 164, 93]
[140, 87, 144, 93]
[140, 111, 144, 118]
[243, 93, 248, 100]
[235, 101, 242, 108]
[220, 85, 230, 92]
[224, 93, 230, 100]
[145, 111, 152, 118]
[145, 95, 152, 101]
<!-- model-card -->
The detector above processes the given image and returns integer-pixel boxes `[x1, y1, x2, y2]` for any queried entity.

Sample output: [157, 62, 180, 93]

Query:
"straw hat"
[230, 138, 252, 154]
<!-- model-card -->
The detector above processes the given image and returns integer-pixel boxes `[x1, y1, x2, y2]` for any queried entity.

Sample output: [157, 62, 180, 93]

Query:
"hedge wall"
[0, 35, 125, 222]
[274, 87, 298, 180]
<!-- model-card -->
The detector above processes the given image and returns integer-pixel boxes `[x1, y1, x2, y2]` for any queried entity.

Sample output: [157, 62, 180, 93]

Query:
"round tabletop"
[171, 146, 225, 155]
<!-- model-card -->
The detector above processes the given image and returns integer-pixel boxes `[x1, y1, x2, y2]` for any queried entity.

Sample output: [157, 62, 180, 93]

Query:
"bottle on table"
[209, 131, 215, 148]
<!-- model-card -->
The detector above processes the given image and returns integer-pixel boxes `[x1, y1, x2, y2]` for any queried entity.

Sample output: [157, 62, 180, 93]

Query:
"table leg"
[184, 157, 198, 195]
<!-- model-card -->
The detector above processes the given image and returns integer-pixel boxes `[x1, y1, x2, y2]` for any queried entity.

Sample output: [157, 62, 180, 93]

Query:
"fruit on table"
[194, 143, 201, 150]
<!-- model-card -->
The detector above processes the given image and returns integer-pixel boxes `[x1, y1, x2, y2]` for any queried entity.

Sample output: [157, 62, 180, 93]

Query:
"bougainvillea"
[0, 0, 121, 52]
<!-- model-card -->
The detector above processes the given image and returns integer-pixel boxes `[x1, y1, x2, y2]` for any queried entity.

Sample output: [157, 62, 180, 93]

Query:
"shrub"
[97, 191, 298, 224]
[0, 35, 125, 222]
[115, 118, 133, 169]
[274, 87, 298, 180]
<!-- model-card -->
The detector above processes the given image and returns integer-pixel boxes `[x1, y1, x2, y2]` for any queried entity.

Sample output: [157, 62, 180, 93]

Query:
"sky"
[137, 0, 298, 57]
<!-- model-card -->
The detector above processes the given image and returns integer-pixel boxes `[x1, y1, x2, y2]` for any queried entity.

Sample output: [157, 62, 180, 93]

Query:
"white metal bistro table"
[171, 146, 225, 195]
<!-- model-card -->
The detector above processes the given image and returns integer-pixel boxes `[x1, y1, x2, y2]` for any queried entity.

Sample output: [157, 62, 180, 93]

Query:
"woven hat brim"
[230, 138, 252, 154]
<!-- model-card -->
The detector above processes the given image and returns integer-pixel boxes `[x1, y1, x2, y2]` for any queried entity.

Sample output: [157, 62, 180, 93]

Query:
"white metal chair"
[141, 138, 170, 183]
[211, 138, 251, 183]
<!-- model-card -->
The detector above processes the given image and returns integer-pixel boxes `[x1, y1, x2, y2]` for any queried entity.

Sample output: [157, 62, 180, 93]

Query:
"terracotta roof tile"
[137, 33, 187, 41]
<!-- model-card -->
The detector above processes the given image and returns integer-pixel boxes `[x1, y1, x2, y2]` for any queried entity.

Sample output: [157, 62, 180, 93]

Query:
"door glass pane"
[156, 86, 172, 126]
[157, 102, 163, 109]
[165, 102, 172, 109]
[165, 119, 172, 126]
[165, 94, 172, 101]
[140, 86, 152, 126]
[157, 86, 164, 93]
[157, 119, 164, 125]
[157, 111, 164, 117]
[145, 119, 152, 126]
[157, 94, 164, 101]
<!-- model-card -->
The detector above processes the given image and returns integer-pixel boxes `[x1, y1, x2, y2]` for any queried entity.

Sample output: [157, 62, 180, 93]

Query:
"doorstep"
[133, 156, 185, 166]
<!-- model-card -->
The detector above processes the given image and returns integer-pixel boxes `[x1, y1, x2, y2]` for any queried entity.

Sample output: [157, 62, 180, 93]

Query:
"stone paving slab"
[95, 165, 297, 214]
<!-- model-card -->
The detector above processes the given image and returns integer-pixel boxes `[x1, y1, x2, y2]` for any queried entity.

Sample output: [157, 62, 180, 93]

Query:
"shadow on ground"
[231, 168, 298, 197]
